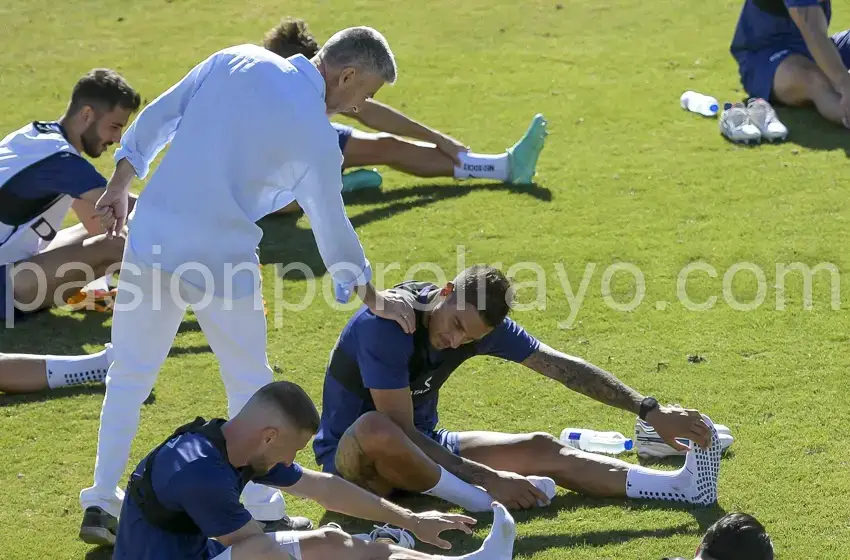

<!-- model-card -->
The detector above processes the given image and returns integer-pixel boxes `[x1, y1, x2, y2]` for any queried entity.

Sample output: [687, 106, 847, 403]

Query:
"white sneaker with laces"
[747, 98, 788, 142]
[720, 102, 762, 145]
[353, 524, 415, 549]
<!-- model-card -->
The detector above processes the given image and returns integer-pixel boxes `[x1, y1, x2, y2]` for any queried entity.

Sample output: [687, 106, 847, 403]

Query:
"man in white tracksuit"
[79, 27, 418, 546]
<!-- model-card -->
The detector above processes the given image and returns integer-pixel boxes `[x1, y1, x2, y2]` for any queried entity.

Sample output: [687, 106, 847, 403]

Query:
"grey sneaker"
[353, 524, 415, 549]
[720, 102, 762, 145]
[79, 506, 118, 546]
[747, 98, 788, 142]
[260, 515, 314, 532]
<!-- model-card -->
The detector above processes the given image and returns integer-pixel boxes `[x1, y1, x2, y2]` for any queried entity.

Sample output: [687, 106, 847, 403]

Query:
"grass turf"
[2, 0, 850, 558]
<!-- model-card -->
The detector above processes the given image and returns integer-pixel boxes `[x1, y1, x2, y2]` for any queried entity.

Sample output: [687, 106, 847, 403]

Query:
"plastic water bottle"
[560, 428, 633, 455]
[680, 91, 719, 117]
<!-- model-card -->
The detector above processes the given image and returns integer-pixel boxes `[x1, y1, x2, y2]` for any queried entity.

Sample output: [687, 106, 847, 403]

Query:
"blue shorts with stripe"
[734, 29, 850, 101]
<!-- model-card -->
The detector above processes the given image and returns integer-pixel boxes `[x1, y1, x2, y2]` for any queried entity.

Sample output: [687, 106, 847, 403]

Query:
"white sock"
[447, 502, 516, 560]
[454, 152, 509, 181]
[45, 344, 113, 389]
[625, 444, 717, 505]
[424, 467, 493, 512]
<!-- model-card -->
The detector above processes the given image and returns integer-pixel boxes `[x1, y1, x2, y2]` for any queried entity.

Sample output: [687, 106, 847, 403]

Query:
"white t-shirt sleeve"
[293, 142, 371, 304]
[115, 52, 221, 179]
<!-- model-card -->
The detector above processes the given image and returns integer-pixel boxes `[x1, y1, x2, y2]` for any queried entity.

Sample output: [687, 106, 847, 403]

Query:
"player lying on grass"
[731, 0, 850, 127]
[262, 17, 547, 206]
[0, 345, 114, 394]
[313, 264, 724, 512]
[112, 380, 517, 560]
[663, 513, 774, 560]
[1, 69, 140, 323]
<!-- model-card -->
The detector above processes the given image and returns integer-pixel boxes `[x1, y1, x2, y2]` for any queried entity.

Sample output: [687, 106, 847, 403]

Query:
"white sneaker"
[747, 98, 788, 142]
[353, 524, 415, 549]
[634, 416, 734, 459]
[720, 102, 762, 145]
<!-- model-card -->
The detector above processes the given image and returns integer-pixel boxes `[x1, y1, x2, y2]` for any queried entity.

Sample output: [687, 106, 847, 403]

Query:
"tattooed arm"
[522, 342, 644, 414]
[522, 343, 712, 448]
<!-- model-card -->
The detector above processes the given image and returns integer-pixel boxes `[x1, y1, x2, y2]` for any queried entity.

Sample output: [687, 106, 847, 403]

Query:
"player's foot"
[720, 102, 761, 145]
[635, 416, 733, 459]
[680, 415, 722, 505]
[79, 506, 118, 546]
[353, 524, 415, 548]
[454, 502, 516, 560]
[747, 98, 788, 142]
[342, 168, 383, 193]
[507, 114, 548, 185]
[527, 475, 557, 506]
[260, 514, 314, 532]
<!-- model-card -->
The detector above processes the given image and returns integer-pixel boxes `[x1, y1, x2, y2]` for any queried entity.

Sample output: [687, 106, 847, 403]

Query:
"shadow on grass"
[259, 181, 552, 278]
[84, 546, 113, 560]
[773, 106, 850, 157]
[0, 386, 156, 407]
[319, 491, 725, 555]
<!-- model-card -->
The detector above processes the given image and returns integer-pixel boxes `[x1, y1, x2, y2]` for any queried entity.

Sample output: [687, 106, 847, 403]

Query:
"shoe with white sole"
[635, 416, 734, 459]
[747, 98, 788, 142]
[353, 524, 415, 549]
[720, 102, 762, 145]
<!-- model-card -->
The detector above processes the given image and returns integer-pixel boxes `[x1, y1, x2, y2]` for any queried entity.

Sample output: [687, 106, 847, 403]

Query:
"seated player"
[1, 69, 141, 323]
[731, 0, 850, 128]
[664, 513, 774, 560]
[313, 265, 723, 512]
[111, 380, 517, 560]
[261, 17, 547, 208]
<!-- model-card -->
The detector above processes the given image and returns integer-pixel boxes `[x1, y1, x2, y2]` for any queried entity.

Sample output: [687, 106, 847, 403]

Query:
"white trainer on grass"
[720, 102, 762, 145]
[747, 98, 788, 142]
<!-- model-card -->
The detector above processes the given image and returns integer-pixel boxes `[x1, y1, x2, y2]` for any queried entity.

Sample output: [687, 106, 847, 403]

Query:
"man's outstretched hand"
[645, 406, 711, 451]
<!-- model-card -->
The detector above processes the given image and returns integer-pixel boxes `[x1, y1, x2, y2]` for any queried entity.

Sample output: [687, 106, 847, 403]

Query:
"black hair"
[68, 68, 141, 115]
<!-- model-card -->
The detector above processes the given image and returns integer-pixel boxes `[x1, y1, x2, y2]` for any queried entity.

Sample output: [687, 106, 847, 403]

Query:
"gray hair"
[318, 26, 397, 84]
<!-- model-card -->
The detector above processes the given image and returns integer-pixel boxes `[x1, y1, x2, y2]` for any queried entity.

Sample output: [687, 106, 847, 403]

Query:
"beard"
[80, 123, 106, 157]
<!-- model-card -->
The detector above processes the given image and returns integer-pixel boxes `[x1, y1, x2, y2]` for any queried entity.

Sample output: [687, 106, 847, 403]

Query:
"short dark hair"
[452, 265, 513, 328]
[263, 17, 321, 59]
[699, 513, 774, 560]
[254, 381, 320, 434]
[68, 68, 141, 115]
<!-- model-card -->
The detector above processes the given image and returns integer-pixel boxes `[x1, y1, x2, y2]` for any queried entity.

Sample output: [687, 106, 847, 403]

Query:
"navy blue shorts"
[332, 122, 354, 153]
[320, 427, 462, 475]
[736, 30, 850, 101]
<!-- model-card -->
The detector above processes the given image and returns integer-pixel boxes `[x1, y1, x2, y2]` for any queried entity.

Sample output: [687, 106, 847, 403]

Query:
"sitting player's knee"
[352, 411, 400, 451]
[373, 134, 407, 163]
[527, 431, 562, 451]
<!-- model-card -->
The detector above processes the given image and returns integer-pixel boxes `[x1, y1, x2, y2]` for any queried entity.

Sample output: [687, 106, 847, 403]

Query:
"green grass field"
[2, 0, 850, 558]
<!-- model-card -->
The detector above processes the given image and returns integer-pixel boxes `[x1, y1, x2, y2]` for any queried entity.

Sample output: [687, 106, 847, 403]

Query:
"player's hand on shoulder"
[372, 288, 418, 334]
[409, 510, 476, 549]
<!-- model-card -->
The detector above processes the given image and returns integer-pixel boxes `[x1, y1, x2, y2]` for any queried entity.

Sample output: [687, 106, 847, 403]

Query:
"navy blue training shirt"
[113, 431, 303, 560]
[731, 0, 831, 56]
[313, 282, 540, 470]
